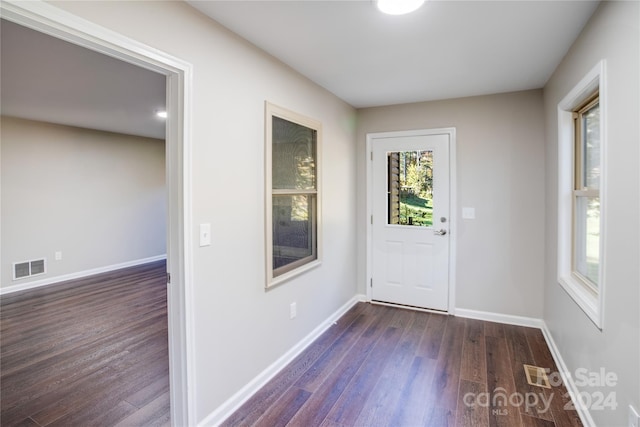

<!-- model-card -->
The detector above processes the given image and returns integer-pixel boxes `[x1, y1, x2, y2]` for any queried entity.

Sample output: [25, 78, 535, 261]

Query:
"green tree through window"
[389, 150, 433, 227]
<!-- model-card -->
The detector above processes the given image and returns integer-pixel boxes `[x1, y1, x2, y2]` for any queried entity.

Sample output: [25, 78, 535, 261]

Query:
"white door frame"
[366, 128, 457, 314]
[0, 1, 196, 425]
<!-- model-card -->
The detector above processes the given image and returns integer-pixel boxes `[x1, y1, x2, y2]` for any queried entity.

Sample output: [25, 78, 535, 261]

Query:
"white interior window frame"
[265, 102, 322, 288]
[557, 60, 607, 330]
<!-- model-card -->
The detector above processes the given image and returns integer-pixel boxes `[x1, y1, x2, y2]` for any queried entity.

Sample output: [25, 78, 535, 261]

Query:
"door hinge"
[370, 151, 373, 161]
[167, 272, 171, 284]
[371, 215, 373, 225]
[370, 278, 373, 288]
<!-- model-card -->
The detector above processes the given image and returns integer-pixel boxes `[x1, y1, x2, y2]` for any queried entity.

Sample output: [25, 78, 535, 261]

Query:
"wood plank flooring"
[2, 270, 583, 427]
[223, 303, 583, 427]
[0, 261, 170, 427]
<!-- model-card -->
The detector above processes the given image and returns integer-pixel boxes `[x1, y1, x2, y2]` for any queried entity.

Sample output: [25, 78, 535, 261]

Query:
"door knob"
[434, 229, 447, 236]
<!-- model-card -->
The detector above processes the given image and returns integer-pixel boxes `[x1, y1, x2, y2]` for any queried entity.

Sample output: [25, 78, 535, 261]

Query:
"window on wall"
[573, 93, 600, 291]
[557, 60, 605, 329]
[265, 102, 322, 287]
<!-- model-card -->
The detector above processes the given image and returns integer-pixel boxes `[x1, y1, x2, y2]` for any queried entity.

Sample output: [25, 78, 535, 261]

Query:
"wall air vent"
[13, 258, 47, 280]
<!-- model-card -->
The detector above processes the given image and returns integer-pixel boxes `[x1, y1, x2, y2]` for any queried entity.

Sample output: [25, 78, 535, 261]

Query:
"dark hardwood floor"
[2, 269, 583, 427]
[222, 303, 583, 427]
[0, 261, 170, 427]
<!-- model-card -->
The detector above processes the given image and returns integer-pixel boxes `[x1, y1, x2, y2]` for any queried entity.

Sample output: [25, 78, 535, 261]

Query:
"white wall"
[1, 116, 166, 289]
[357, 90, 545, 318]
[50, 1, 358, 422]
[543, 2, 640, 426]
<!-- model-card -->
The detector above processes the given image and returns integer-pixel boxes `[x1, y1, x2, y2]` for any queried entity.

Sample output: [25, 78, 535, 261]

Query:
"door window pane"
[387, 150, 433, 227]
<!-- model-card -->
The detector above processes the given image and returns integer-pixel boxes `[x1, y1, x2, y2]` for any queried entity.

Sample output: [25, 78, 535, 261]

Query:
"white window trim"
[557, 60, 607, 330]
[265, 102, 322, 288]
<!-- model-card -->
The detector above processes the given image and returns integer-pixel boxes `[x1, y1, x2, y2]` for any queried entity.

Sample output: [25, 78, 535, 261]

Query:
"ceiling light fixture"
[156, 110, 168, 119]
[377, 0, 425, 15]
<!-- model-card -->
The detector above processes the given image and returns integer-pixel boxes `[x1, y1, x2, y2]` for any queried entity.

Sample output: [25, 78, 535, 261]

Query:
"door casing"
[366, 128, 457, 314]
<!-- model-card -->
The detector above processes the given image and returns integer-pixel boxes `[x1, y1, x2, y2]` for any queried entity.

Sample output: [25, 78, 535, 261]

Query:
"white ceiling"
[188, 0, 600, 108]
[1, 2, 599, 138]
[1, 19, 166, 140]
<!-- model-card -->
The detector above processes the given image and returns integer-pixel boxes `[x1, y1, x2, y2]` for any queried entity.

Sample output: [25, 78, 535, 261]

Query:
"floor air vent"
[13, 258, 46, 280]
[524, 364, 551, 389]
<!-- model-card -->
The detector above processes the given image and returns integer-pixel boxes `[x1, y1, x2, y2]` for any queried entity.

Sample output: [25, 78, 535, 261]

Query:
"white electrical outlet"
[290, 302, 297, 319]
[54, 251, 62, 261]
[630, 405, 640, 427]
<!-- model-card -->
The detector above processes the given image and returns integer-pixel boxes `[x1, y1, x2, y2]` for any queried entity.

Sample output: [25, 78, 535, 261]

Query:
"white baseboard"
[455, 307, 545, 329]
[355, 293, 367, 303]
[540, 323, 595, 427]
[0, 254, 167, 295]
[198, 294, 366, 427]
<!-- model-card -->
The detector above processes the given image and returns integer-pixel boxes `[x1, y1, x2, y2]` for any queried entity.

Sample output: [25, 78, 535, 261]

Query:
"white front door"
[370, 130, 451, 311]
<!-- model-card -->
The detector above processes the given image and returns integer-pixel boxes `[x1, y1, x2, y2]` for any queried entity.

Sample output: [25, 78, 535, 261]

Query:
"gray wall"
[1, 116, 166, 288]
[543, 2, 640, 425]
[51, 0, 358, 421]
[13, 1, 639, 425]
[357, 90, 546, 318]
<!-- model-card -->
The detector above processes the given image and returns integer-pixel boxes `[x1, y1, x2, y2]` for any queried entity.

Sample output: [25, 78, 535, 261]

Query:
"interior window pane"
[273, 194, 316, 272]
[387, 150, 433, 227]
[575, 196, 600, 287]
[272, 116, 316, 190]
[582, 103, 600, 189]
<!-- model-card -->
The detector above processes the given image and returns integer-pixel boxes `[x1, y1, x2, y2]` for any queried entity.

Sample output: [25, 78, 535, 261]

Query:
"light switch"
[462, 207, 476, 219]
[199, 223, 211, 247]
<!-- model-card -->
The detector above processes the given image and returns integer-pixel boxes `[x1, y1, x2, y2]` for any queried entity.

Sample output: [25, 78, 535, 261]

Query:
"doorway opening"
[0, 2, 193, 424]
